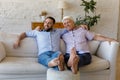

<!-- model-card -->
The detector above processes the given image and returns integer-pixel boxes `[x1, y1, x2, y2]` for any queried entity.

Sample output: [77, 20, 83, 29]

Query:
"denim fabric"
[38, 51, 61, 70]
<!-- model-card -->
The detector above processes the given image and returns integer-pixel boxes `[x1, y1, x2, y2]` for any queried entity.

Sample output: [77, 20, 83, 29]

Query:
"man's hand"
[80, 25, 88, 30]
[35, 26, 42, 31]
[107, 39, 118, 45]
[13, 40, 20, 49]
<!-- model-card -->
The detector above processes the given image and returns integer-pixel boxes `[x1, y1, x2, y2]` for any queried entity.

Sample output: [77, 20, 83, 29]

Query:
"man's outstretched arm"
[13, 32, 27, 49]
[93, 34, 117, 44]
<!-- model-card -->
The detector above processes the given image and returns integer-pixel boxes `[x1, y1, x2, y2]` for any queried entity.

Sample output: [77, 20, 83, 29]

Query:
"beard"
[44, 27, 53, 32]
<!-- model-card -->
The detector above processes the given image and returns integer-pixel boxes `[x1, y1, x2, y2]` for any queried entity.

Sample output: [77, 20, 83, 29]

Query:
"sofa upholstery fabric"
[0, 32, 119, 80]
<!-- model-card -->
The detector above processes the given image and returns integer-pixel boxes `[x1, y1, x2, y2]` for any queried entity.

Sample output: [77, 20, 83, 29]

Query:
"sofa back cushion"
[0, 32, 38, 57]
[88, 40, 100, 54]
[0, 32, 100, 57]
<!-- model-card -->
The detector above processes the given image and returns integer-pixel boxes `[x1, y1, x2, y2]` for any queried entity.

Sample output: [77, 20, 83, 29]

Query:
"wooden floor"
[116, 47, 120, 80]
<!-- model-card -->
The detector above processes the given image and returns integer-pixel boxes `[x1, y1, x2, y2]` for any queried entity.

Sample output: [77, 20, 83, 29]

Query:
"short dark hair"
[45, 16, 56, 24]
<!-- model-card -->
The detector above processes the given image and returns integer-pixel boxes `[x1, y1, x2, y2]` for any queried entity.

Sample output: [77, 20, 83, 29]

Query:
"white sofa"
[0, 32, 119, 80]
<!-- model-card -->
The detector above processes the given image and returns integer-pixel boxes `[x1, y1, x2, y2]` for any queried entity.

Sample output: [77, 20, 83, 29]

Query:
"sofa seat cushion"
[0, 57, 47, 74]
[0, 55, 109, 74]
[79, 55, 109, 72]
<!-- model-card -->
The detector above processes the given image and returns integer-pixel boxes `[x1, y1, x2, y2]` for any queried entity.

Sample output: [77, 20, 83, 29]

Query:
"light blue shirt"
[25, 29, 64, 55]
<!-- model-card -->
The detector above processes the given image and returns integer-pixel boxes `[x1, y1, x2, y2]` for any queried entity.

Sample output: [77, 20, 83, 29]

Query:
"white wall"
[0, 0, 119, 39]
[118, 0, 120, 42]
[91, 0, 119, 39]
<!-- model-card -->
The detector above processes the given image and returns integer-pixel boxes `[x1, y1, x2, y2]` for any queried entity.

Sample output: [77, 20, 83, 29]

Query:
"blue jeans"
[38, 51, 61, 70]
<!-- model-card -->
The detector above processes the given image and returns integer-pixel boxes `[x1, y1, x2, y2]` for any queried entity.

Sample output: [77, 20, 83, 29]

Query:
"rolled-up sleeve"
[25, 30, 38, 37]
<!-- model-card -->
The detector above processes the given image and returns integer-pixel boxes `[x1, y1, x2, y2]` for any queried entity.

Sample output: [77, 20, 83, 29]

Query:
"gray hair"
[62, 16, 74, 22]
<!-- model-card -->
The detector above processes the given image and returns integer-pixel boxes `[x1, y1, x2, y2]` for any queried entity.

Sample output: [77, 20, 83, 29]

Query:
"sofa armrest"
[96, 41, 119, 80]
[0, 42, 6, 62]
[96, 41, 119, 62]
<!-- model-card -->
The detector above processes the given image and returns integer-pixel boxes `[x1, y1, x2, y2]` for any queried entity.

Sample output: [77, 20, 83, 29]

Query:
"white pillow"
[0, 42, 6, 62]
